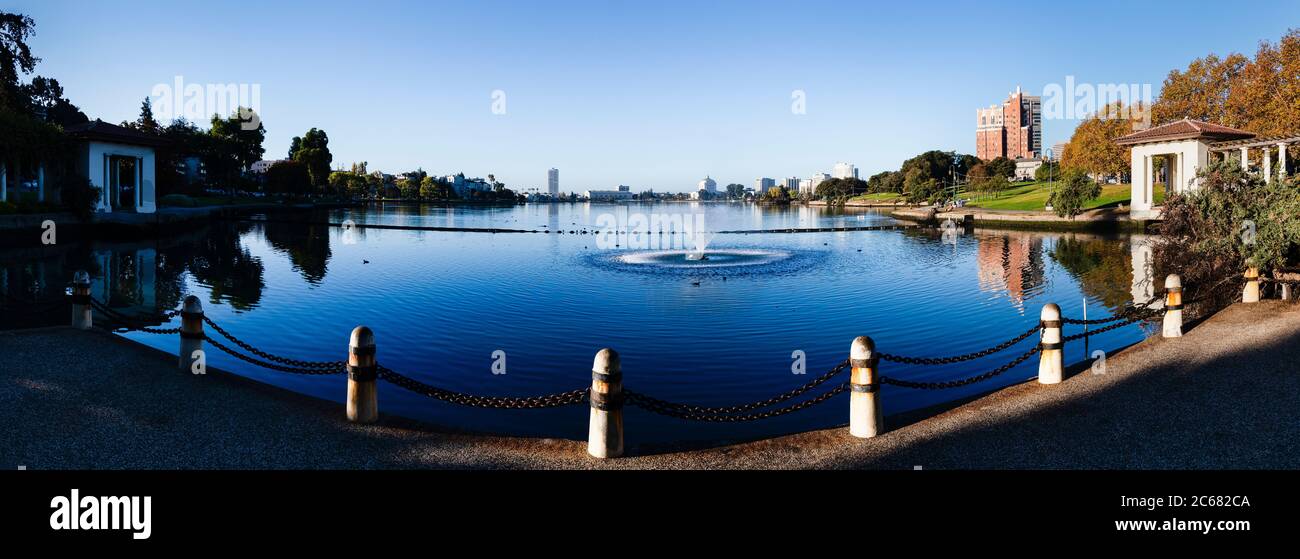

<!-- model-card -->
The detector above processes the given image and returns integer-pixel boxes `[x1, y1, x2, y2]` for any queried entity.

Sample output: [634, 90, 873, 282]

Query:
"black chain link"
[1061, 292, 1164, 325]
[88, 298, 183, 335]
[618, 360, 849, 418]
[202, 316, 343, 371]
[1061, 313, 1156, 342]
[377, 365, 588, 408]
[879, 344, 1040, 389]
[878, 325, 1039, 365]
[626, 383, 849, 422]
[202, 335, 345, 375]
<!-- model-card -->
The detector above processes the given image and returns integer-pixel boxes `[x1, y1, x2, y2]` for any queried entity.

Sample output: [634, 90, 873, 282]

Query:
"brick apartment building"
[976, 86, 1042, 161]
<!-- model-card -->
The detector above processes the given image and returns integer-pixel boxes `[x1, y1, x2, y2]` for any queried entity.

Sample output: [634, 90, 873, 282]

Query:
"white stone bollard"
[178, 295, 204, 372]
[347, 326, 379, 423]
[1037, 303, 1063, 385]
[587, 348, 624, 458]
[70, 270, 92, 330]
[849, 336, 883, 438]
[1162, 274, 1183, 338]
[1243, 267, 1260, 303]
[1283, 283, 1293, 301]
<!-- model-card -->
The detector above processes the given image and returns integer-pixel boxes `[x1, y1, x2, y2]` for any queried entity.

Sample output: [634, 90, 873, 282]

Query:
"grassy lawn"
[159, 194, 274, 208]
[964, 181, 1155, 212]
[848, 192, 905, 203]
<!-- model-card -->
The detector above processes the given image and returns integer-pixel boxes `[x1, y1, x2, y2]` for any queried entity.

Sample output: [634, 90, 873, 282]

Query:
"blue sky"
[10, 0, 1298, 192]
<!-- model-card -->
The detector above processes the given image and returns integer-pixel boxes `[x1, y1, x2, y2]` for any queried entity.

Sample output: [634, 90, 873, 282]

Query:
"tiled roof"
[1114, 118, 1255, 145]
[65, 119, 167, 147]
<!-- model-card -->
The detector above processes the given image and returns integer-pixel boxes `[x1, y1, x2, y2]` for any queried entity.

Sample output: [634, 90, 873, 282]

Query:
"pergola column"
[0, 159, 6, 203]
[1264, 146, 1273, 182]
[1241, 147, 1249, 171]
[1281, 143, 1289, 179]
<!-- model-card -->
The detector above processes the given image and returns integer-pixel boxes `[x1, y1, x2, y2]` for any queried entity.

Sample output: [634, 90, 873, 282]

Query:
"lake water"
[0, 202, 1159, 445]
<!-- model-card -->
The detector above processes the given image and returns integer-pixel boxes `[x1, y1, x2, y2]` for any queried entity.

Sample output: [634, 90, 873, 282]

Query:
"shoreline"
[891, 205, 1151, 232]
[3, 301, 1295, 469]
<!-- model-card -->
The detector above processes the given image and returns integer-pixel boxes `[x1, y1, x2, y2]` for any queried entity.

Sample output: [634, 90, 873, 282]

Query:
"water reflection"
[977, 234, 1046, 311]
[262, 220, 332, 285]
[0, 205, 1174, 442]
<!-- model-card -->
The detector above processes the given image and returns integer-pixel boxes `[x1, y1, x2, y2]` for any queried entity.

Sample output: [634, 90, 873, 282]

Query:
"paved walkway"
[2, 302, 1297, 469]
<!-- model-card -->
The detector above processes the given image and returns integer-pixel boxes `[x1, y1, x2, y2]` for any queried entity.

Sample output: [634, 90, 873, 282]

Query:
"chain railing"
[66, 270, 1215, 458]
[625, 383, 850, 422]
[79, 292, 1161, 410]
[377, 365, 587, 409]
[877, 325, 1039, 365]
[202, 315, 344, 373]
[88, 298, 183, 335]
[879, 344, 1041, 390]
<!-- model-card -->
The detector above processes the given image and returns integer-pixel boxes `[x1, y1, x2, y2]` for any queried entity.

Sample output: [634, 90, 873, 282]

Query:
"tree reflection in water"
[1048, 235, 1135, 309]
[161, 222, 267, 311]
[261, 219, 333, 286]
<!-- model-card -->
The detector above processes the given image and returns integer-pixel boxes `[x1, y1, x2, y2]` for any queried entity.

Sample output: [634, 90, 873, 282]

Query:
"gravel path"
[3, 302, 1297, 469]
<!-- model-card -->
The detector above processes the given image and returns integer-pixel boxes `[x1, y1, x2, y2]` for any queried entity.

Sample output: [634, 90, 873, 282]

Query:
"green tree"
[1157, 161, 1300, 301]
[133, 96, 160, 134]
[986, 156, 1016, 179]
[0, 12, 37, 112]
[265, 160, 312, 196]
[208, 108, 266, 190]
[289, 128, 332, 188]
[397, 178, 420, 199]
[761, 185, 791, 204]
[1034, 160, 1060, 182]
[20, 75, 86, 125]
[866, 170, 903, 193]
[903, 165, 941, 203]
[1047, 168, 1101, 218]
[816, 177, 867, 201]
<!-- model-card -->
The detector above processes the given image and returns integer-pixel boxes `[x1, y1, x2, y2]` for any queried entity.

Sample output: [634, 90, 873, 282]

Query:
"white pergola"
[1116, 119, 1296, 220]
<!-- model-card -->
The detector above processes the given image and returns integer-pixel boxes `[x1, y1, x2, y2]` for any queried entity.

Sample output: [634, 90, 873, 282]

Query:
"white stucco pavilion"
[66, 119, 163, 214]
[1116, 118, 1298, 220]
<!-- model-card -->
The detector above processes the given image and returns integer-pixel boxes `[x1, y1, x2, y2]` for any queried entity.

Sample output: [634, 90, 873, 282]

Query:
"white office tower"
[833, 162, 858, 180]
[547, 168, 559, 197]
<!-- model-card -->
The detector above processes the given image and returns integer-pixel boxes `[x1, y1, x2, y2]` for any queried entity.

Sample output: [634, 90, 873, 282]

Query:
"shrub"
[1047, 168, 1101, 217]
[159, 193, 197, 207]
[1157, 161, 1300, 286]
[62, 176, 100, 220]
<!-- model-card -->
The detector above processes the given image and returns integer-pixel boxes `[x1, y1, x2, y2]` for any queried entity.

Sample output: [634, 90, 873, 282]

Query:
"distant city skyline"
[10, 0, 1298, 192]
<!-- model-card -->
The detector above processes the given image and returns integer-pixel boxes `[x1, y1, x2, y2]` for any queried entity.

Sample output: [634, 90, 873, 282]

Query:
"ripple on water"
[585, 248, 827, 277]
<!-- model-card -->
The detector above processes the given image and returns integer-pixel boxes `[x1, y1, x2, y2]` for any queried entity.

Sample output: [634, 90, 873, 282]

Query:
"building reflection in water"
[976, 233, 1046, 312]
[975, 230, 1152, 315]
[0, 221, 277, 329]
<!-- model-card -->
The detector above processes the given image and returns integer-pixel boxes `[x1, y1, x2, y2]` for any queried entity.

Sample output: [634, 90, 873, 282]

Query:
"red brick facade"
[976, 87, 1040, 161]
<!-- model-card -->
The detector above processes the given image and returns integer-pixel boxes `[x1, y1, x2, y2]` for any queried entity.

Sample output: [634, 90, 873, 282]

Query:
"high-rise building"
[808, 172, 830, 194]
[832, 162, 858, 180]
[1050, 142, 1066, 162]
[976, 86, 1042, 160]
[547, 168, 559, 197]
[754, 177, 776, 194]
[698, 176, 717, 193]
[782, 177, 799, 191]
